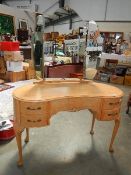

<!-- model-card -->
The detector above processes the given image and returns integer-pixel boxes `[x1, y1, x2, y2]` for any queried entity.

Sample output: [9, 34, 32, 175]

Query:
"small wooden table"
[13, 79, 123, 166]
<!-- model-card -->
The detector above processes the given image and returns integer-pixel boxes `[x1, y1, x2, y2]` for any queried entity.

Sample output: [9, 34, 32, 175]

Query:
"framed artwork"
[19, 19, 28, 30]
[0, 13, 15, 34]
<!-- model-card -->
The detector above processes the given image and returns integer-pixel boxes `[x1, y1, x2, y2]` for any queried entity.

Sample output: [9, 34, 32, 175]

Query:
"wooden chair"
[126, 93, 131, 114]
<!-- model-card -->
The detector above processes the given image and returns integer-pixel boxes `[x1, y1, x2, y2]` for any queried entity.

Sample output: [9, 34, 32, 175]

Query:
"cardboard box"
[6, 71, 26, 82]
[4, 51, 24, 61]
[6, 61, 23, 72]
[0, 57, 6, 74]
[0, 73, 7, 80]
[124, 75, 131, 86]
[110, 75, 124, 85]
[23, 62, 35, 79]
[26, 68, 36, 79]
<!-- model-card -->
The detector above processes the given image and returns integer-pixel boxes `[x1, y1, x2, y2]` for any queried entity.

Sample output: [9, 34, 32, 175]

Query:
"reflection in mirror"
[33, 8, 86, 78]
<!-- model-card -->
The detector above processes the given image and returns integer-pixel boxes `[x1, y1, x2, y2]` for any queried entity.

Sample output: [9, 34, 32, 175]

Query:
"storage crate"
[26, 68, 36, 79]
[110, 75, 124, 85]
[6, 71, 26, 82]
[6, 61, 23, 72]
[124, 75, 131, 86]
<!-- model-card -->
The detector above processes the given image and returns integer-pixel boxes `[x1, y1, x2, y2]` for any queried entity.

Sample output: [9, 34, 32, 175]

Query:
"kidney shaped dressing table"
[13, 79, 123, 166]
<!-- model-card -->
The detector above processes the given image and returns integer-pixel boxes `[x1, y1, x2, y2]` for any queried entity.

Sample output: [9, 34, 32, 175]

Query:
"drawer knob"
[109, 103, 114, 105]
[108, 112, 118, 116]
[37, 119, 42, 122]
[27, 107, 41, 110]
[27, 119, 42, 123]
[109, 102, 120, 105]
[27, 119, 31, 122]
[37, 107, 41, 110]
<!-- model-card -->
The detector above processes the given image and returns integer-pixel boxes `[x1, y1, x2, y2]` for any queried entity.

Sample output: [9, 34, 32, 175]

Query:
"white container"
[6, 61, 23, 72]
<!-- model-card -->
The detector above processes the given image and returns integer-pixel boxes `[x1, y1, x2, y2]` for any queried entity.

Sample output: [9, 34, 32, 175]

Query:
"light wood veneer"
[13, 79, 123, 166]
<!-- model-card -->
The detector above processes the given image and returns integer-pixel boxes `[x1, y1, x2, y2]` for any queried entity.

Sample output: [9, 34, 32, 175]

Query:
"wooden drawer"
[101, 109, 120, 121]
[20, 102, 45, 115]
[69, 97, 101, 112]
[20, 115, 48, 127]
[102, 98, 122, 110]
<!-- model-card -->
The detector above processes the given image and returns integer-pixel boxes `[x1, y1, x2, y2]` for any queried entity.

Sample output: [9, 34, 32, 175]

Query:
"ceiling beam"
[54, 11, 69, 16]
[45, 17, 53, 20]
[45, 13, 78, 27]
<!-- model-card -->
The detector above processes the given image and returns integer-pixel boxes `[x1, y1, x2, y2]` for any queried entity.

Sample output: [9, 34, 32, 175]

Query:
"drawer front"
[102, 98, 122, 110]
[101, 109, 120, 121]
[20, 115, 49, 127]
[69, 97, 101, 111]
[20, 102, 45, 115]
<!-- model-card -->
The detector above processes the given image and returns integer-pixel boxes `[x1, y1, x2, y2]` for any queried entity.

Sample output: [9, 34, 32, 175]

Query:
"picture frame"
[19, 19, 28, 30]
[0, 13, 15, 34]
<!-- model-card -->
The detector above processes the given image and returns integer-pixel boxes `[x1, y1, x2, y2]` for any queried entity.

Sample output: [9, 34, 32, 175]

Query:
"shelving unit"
[100, 31, 123, 42]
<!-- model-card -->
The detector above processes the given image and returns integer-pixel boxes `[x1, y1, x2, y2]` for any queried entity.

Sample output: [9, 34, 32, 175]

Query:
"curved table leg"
[25, 128, 29, 143]
[90, 115, 95, 135]
[15, 130, 23, 166]
[109, 118, 120, 153]
[126, 105, 129, 114]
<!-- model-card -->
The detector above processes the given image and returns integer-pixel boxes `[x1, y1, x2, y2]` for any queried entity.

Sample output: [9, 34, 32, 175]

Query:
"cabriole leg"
[15, 130, 23, 166]
[109, 118, 120, 153]
[25, 128, 29, 143]
[90, 115, 95, 135]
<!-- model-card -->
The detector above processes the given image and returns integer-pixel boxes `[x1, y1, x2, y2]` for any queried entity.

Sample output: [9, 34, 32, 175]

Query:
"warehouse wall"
[69, 0, 131, 21]
[44, 17, 82, 34]
[1, 1, 131, 39]
[5, 0, 131, 21]
[45, 18, 131, 40]
[4, 0, 59, 15]
[0, 4, 35, 33]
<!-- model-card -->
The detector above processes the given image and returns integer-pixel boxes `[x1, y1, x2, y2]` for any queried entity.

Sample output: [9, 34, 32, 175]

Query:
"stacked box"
[26, 68, 36, 79]
[0, 41, 19, 51]
[124, 75, 131, 86]
[6, 71, 26, 82]
[110, 75, 124, 85]
[23, 62, 36, 79]
[0, 41, 25, 82]
[6, 61, 23, 72]
[4, 51, 24, 61]
[0, 57, 6, 74]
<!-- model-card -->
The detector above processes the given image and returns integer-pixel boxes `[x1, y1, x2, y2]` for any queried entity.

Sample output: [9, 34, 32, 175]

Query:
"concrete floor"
[0, 83, 131, 175]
